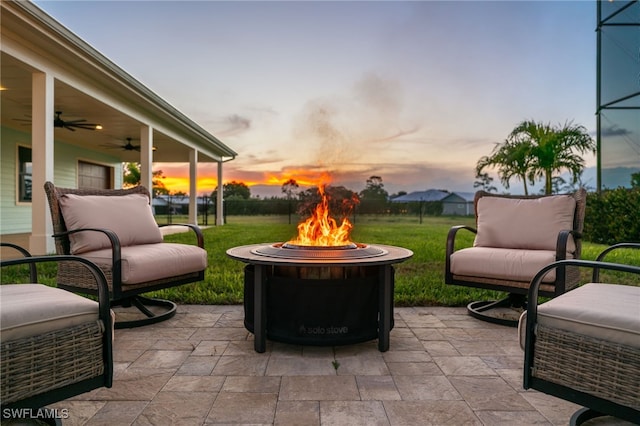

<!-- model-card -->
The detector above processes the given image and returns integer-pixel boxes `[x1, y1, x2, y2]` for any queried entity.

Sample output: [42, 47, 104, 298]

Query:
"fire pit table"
[227, 243, 413, 353]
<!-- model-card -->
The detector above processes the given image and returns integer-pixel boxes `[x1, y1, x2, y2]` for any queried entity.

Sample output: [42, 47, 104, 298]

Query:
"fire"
[288, 183, 356, 247]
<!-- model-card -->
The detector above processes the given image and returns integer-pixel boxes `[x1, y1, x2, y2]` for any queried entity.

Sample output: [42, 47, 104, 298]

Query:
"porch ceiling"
[1, 53, 218, 163]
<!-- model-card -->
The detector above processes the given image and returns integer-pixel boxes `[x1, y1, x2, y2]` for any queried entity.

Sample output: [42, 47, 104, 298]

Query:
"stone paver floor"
[50, 305, 635, 425]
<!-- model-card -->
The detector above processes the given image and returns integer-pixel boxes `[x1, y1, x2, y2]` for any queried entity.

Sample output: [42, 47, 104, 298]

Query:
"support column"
[29, 72, 55, 255]
[216, 160, 224, 225]
[189, 149, 198, 225]
[140, 125, 153, 192]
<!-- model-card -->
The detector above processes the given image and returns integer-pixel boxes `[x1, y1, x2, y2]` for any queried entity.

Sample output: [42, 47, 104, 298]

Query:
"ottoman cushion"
[519, 283, 640, 349]
[0, 284, 100, 342]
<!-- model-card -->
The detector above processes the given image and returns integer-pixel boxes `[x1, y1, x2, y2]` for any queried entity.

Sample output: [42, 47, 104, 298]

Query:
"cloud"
[292, 72, 421, 169]
[601, 125, 632, 137]
[214, 113, 251, 137]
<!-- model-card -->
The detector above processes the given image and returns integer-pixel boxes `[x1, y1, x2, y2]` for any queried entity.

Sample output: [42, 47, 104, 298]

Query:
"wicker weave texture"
[452, 274, 558, 294]
[1, 321, 105, 404]
[533, 325, 640, 410]
[56, 262, 200, 293]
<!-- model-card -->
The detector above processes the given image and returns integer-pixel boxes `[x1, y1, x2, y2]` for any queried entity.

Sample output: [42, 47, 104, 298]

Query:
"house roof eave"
[3, 1, 238, 160]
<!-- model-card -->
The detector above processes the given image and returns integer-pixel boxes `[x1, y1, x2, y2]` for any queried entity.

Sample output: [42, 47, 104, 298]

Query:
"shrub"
[584, 187, 640, 245]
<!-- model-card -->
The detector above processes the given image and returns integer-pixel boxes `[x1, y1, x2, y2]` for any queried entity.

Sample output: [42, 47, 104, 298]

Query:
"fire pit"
[227, 181, 412, 352]
[226, 242, 412, 352]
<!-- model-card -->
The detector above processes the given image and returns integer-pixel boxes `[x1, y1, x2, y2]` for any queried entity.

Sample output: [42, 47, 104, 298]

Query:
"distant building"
[390, 189, 449, 203]
[391, 189, 476, 216]
[442, 192, 475, 216]
[153, 195, 211, 215]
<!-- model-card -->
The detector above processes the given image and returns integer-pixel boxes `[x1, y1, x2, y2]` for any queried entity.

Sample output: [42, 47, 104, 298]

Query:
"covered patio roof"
[1, 1, 238, 253]
[1, 1, 237, 164]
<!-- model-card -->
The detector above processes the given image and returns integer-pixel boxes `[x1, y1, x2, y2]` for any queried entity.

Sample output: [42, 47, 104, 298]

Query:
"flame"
[288, 182, 356, 247]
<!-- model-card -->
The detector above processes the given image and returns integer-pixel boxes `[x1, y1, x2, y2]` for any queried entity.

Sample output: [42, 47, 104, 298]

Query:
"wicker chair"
[445, 189, 586, 326]
[1, 243, 113, 420]
[521, 243, 640, 425]
[44, 181, 208, 328]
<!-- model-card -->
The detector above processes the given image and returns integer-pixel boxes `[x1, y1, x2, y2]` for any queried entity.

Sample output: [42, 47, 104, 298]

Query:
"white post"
[216, 160, 224, 225]
[29, 72, 55, 255]
[140, 125, 153, 192]
[189, 149, 198, 225]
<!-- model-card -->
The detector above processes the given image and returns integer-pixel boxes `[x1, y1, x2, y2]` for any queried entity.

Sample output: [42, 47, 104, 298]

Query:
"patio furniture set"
[1, 184, 638, 425]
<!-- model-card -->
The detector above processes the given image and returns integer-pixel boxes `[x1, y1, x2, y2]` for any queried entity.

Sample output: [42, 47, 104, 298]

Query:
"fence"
[157, 199, 448, 225]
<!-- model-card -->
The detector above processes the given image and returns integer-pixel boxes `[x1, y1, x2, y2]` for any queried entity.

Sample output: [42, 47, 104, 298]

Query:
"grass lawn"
[4, 215, 638, 306]
[154, 214, 639, 306]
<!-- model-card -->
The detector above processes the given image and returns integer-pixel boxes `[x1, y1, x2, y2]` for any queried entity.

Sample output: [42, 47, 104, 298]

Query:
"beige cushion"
[0, 284, 100, 342]
[474, 195, 576, 252]
[82, 243, 207, 284]
[59, 193, 163, 254]
[450, 247, 564, 283]
[519, 283, 640, 349]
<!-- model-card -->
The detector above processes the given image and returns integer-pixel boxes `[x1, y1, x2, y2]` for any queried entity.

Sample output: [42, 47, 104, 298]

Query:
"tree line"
[124, 118, 639, 203]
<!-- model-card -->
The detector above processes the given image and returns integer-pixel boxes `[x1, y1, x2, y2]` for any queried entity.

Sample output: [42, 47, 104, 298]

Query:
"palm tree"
[476, 138, 534, 195]
[510, 120, 595, 194]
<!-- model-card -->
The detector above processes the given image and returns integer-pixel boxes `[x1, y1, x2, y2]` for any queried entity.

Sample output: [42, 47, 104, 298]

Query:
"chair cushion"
[59, 193, 163, 254]
[0, 284, 99, 342]
[82, 243, 207, 284]
[519, 283, 640, 349]
[474, 195, 576, 252]
[450, 247, 563, 283]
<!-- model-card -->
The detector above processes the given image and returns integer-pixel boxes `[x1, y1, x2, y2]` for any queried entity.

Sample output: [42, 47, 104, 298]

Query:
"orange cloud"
[265, 169, 333, 187]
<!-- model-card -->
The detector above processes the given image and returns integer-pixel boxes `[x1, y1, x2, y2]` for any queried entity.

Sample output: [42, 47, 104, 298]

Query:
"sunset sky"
[36, 1, 597, 197]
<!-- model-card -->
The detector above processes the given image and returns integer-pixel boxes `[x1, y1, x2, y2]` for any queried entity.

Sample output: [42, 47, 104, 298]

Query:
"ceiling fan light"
[95, 124, 103, 130]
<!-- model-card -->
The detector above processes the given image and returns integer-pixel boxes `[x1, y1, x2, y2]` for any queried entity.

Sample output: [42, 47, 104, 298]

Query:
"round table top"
[226, 243, 413, 267]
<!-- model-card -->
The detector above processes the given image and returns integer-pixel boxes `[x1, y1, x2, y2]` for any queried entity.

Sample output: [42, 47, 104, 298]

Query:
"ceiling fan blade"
[100, 138, 141, 151]
[68, 123, 100, 130]
[99, 143, 121, 149]
[53, 111, 100, 131]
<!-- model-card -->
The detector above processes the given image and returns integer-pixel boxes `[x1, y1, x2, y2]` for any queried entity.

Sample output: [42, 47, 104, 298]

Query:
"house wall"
[442, 202, 473, 216]
[0, 126, 123, 235]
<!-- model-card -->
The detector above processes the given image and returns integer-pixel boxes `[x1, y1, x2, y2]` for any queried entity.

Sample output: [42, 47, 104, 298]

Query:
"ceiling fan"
[13, 111, 102, 131]
[100, 137, 141, 151]
[54, 111, 101, 131]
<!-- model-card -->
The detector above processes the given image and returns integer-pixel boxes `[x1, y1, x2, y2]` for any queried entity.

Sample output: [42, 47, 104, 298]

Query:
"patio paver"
[50, 306, 635, 425]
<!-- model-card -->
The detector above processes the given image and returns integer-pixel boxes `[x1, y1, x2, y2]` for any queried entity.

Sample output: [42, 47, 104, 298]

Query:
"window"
[18, 146, 32, 202]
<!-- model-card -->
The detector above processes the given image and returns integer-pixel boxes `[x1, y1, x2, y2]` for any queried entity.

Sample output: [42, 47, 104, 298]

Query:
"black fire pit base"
[243, 265, 394, 346]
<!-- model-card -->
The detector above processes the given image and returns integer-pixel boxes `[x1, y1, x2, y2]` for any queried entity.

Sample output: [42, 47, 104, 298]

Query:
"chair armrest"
[446, 225, 476, 257]
[1, 254, 112, 325]
[593, 242, 640, 282]
[0, 242, 37, 282]
[158, 223, 205, 248]
[53, 228, 123, 294]
[445, 225, 477, 282]
[555, 229, 581, 260]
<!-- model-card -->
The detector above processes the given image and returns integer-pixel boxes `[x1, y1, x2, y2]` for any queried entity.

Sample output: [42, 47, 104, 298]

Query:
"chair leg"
[467, 294, 526, 327]
[569, 408, 606, 426]
[113, 296, 177, 329]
